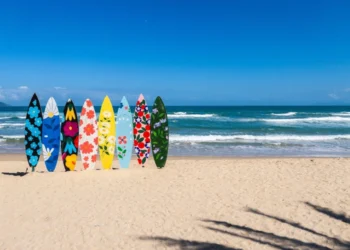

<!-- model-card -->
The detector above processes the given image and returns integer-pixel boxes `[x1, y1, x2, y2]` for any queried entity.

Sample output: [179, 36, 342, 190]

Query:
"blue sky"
[0, 0, 349, 105]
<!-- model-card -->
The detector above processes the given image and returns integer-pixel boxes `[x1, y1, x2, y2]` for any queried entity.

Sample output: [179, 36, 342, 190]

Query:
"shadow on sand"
[2, 171, 28, 177]
[139, 236, 240, 250]
[305, 202, 350, 225]
[140, 202, 350, 250]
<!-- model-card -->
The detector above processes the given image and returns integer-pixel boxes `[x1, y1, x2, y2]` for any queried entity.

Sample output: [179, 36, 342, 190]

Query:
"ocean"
[1, 106, 350, 157]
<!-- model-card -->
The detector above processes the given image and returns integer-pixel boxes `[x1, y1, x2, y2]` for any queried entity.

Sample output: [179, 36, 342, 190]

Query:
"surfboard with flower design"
[133, 94, 151, 167]
[116, 96, 133, 169]
[98, 96, 116, 170]
[61, 99, 79, 171]
[24, 93, 43, 172]
[42, 97, 60, 172]
[79, 99, 98, 170]
[151, 96, 169, 168]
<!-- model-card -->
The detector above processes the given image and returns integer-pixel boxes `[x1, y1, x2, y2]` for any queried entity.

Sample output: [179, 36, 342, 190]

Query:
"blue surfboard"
[42, 97, 60, 172]
[116, 96, 133, 168]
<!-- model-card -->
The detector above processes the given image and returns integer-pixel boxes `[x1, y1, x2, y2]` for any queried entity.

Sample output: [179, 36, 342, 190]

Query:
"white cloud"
[0, 90, 4, 101]
[0, 87, 33, 103]
[329, 93, 340, 100]
[54, 86, 66, 90]
[0, 87, 132, 105]
[345, 88, 350, 92]
[10, 94, 19, 100]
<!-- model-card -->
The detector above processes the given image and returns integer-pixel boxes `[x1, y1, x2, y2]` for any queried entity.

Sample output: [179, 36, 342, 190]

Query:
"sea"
[1, 106, 350, 157]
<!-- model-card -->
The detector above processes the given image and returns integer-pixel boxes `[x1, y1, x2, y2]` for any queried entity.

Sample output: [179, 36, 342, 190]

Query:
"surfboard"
[151, 96, 169, 168]
[98, 96, 116, 170]
[24, 93, 43, 172]
[61, 99, 79, 171]
[133, 94, 151, 167]
[79, 99, 98, 170]
[42, 97, 60, 172]
[116, 96, 133, 169]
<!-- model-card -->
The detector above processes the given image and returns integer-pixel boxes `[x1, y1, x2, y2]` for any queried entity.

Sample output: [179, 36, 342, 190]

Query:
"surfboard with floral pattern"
[151, 96, 169, 168]
[116, 96, 133, 169]
[24, 93, 43, 172]
[79, 99, 98, 170]
[98, 96, 116, 170]
[133, 94, 151, 167]
[42, 97, 60, 172]
[61, 99, 79, 171]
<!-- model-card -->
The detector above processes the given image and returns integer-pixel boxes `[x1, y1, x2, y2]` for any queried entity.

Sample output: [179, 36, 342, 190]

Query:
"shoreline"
[1, 153, 350, 162]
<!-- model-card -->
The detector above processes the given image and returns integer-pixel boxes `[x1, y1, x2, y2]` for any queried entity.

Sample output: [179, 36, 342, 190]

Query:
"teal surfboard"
[116, 96, 133, 168]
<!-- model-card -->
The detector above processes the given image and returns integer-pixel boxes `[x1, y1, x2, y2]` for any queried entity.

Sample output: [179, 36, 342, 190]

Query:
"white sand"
[1, 156, 350, 249]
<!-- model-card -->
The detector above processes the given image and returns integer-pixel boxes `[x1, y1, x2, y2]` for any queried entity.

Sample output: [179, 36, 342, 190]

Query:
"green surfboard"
[151, 96, 169, 168]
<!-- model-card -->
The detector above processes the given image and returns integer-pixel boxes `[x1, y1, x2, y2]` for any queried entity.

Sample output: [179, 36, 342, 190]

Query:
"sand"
[1, 156, 350, 250]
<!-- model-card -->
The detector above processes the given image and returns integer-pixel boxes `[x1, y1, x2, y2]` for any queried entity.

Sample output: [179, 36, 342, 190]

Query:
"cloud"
[54, 86, 66, 90]
[0, 86, 33, 103]
[0, 86, 140, 105]
[329, 93, 340, 100]
[0, 89, 5, 100]
[10, 94, 19, 100]
[345, 88, 350, 92]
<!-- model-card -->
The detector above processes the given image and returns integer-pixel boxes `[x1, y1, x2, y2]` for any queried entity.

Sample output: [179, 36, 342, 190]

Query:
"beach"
[1, 156, 349, 250]
[1, 0, 349, 249]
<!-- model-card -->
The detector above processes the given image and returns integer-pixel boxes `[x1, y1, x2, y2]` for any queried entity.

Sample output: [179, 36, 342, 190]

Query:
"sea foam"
[271, 112, 297, 116]
[168, 112, 216, 119]
[170, 134, 350, 142]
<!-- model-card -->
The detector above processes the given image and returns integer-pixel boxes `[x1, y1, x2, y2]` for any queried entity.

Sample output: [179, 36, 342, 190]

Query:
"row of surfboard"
[24, 93, 169, 172]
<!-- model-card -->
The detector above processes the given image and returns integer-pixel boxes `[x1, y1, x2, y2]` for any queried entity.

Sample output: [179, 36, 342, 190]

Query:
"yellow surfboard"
[98, 96, 116, 170]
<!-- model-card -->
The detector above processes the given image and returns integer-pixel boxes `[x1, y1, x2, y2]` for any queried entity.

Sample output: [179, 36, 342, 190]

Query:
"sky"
[0, 0, 349, 106]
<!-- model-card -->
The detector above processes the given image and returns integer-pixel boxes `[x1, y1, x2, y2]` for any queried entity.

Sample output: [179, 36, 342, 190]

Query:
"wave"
[0, 123, 25, 128]
[0, 135, 24, 140]
[236, 118, 258, 122]
[166, 115, 350, 124]
[261, 116, 350, 124]
[0, 116, 26, 120]
[331, 112, 350, 117]
[0, 135, 25, 143]
[168, 112, 216, 119]
[271, 112, 297, 117]
[170, 134, 350, 143]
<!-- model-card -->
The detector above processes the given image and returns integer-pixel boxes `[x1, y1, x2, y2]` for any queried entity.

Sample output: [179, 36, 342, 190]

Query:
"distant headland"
[0, 102, 9, 107]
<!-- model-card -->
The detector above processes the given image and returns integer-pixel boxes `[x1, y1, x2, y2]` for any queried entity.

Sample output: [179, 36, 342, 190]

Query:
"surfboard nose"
[103, 95, 112, 104]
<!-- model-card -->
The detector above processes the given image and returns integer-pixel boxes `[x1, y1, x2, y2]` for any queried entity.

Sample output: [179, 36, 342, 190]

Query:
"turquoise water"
[1, 106, 350, 156]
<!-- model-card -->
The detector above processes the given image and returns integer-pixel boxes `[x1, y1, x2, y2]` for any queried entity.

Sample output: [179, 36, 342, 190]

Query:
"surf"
[168, 112, 216, 119]
[170, 134, 350, 143]
[271, 112, 297, 116]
